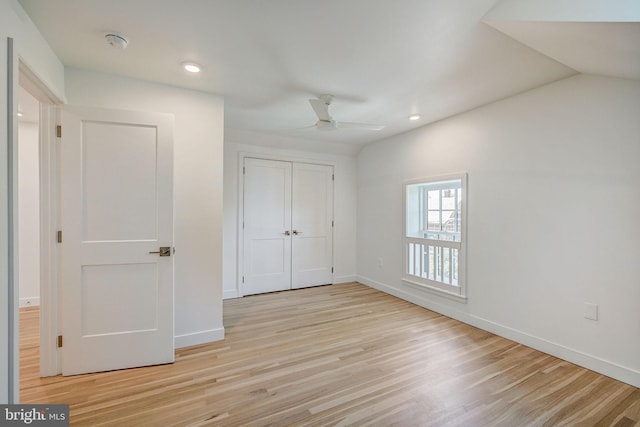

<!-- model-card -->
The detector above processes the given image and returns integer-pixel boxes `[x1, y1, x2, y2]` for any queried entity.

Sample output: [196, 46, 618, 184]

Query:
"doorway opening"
[17, 84, 41, 384]
[16, 60, 63, 390]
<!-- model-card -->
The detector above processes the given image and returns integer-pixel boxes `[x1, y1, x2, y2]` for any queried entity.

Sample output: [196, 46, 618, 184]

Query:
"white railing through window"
[406, 238, 459, 286]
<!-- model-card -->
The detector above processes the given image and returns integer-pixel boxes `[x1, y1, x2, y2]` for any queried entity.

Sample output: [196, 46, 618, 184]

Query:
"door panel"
[243, 158, 292, 295]
[81, 263, 158, 336]
[82, 122, 158, 241]
[292, 163, 334, 288]
[60, 106, 174, 376]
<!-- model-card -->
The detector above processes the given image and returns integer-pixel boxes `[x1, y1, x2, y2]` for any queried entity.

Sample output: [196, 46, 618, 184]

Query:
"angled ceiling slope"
[17, 0, 635, 154]
[484, 0, 640, 81]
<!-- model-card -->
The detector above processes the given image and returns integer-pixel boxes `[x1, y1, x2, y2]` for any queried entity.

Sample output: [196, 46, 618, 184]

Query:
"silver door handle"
[149, 246, 171, 257]
[293, 230, 302, 235]
[283, 230, 291, 236]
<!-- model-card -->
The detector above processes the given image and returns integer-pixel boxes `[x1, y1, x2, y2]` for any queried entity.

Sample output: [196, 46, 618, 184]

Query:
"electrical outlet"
[584, 302, 598, 321]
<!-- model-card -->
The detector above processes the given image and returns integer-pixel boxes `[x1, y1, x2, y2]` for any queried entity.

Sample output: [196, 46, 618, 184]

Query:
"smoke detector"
[105, 33, 129, 49]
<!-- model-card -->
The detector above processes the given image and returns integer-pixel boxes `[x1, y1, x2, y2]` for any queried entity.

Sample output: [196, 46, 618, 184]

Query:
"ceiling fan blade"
[335, 121, 385, 131]
[290, 124, 318, 130]
[309, 98, 332, 121]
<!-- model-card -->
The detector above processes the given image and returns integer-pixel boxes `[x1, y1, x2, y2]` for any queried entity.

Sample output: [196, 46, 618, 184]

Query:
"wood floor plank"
[20, 282, 640, 426]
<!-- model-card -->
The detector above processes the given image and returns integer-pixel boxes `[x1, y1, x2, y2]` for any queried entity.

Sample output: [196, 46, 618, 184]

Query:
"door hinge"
[331, 267, 334, 273]
[243, 166, 246, 174]
[242, 276, 245, 283]
[57, 230, 62, 243]
[332, 220, 334, 227]
[332, 174, 334, 181]
[57, 335, 63, 348]
[56, 125, 62, 138]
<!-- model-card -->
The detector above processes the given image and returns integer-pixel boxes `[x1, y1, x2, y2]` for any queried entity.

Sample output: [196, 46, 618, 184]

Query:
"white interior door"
[292, 163, 334, 288]
[60, 106, 174, 376]
[243, 158, 292, 295]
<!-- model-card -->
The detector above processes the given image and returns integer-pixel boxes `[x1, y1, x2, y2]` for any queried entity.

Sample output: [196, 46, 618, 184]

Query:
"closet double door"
[243, 158, 334, 295]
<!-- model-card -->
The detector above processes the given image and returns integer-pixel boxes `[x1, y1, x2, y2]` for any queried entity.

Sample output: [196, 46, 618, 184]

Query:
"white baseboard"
[223, 289, 239, 300]
[357, 275, 640, 389]
[333, 275, 357, 284]
[19, 297, 40, 308]
[175, 328, 225, 349]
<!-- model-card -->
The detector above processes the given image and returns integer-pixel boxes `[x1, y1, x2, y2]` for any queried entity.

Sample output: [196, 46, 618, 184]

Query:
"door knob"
[292, 230, 302, 235]
[283, 230, 291, 236]
[149, 246, 171, 257]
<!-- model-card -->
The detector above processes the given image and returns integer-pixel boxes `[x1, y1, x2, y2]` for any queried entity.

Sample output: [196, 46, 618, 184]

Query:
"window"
[403, 174, 467, 300]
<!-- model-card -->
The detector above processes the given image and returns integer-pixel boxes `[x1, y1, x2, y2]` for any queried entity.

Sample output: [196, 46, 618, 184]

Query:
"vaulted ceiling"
[18, 0, 640, 154]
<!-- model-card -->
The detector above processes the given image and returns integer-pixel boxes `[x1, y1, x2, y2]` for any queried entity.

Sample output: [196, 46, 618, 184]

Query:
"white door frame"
[4, 44, 63, 403]
[18, 59, 64, 377]
[237, 152, 336, 297]
[3, 35, 17, 404]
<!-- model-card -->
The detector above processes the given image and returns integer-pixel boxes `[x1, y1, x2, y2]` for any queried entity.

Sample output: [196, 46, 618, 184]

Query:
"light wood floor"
[20, 282, 640, 426]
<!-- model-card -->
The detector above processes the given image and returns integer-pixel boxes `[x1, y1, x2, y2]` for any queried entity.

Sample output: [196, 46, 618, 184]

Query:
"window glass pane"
[442, 210, 456, 232]
[442, 189, 456, 209]
[427, 190, 440, 209]
[427, 211, 440, 231]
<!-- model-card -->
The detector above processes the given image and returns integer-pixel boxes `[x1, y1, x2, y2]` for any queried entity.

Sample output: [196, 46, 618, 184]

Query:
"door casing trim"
[18, 58, 64, 377]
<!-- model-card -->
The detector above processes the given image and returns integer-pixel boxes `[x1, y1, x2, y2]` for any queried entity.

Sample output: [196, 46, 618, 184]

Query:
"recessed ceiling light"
[182, 62, 201, 73]
[17, 112, 24, 117]
[409, 114, 421, 121]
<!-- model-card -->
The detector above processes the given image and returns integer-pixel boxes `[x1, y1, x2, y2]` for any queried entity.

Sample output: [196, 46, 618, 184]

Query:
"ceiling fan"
[306, 94, 385, 131]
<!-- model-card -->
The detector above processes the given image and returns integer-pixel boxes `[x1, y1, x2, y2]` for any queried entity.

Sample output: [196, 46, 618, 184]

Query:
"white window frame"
[403, 173, 467, 302]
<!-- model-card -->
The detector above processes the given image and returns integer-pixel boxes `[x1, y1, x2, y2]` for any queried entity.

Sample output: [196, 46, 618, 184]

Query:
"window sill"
[402, 278, 468, 304]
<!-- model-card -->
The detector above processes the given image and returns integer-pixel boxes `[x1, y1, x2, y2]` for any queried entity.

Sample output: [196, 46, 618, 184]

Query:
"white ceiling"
[17, 0, 638, 154]
[485, 22, 640, 81]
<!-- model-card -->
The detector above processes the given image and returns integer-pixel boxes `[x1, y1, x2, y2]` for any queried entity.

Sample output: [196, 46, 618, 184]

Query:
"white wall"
[1, 0, 65, 404]
[223, 140, 357, 299]
[18, 121, 40, 307]
[65, 67, 225, 348]
[1, 1, 65, 100]
[356, 74, 640, 388]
